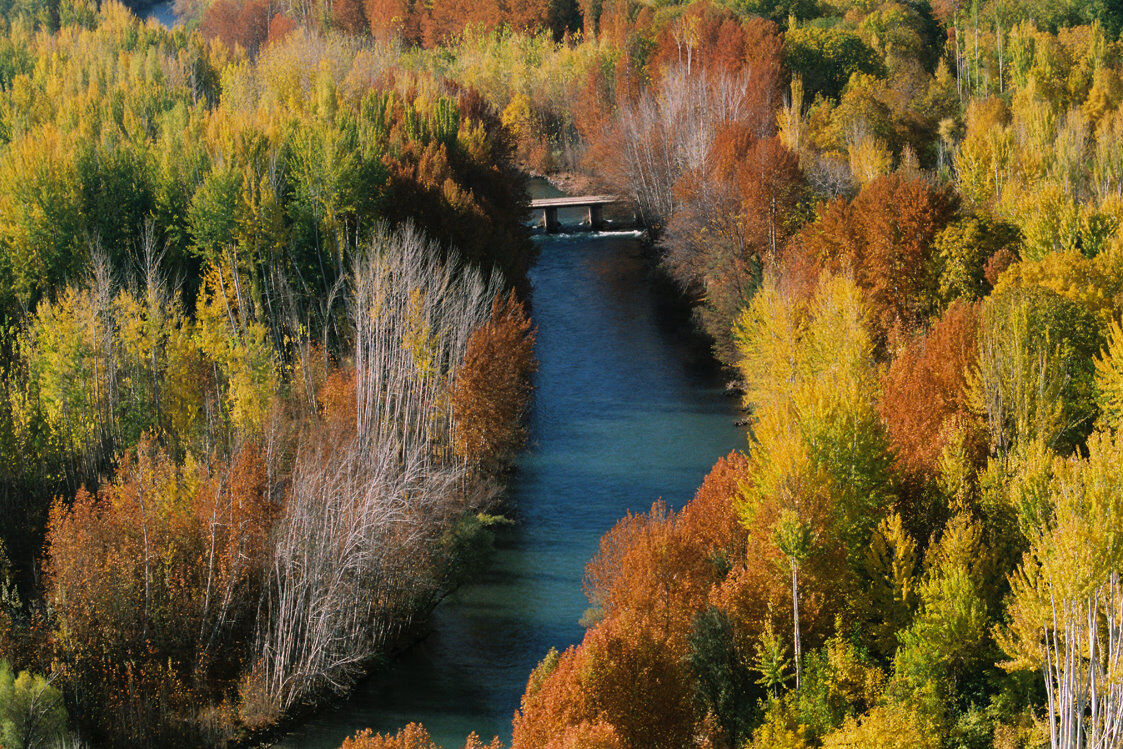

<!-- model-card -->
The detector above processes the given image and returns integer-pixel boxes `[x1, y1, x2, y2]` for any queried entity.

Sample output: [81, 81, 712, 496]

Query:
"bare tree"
[254, 223, 500, 711]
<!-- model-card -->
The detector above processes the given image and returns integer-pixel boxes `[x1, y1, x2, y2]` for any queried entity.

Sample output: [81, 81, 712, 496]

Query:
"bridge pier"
[541, 206, 560, 233]
[587, 204, 604, 231]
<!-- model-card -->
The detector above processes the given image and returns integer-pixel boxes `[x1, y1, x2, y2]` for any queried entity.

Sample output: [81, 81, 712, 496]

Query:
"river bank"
[270, 179, 743, 748]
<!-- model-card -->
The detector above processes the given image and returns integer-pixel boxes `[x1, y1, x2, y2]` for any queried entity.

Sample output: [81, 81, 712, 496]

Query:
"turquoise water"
[274, 199, 743, 748]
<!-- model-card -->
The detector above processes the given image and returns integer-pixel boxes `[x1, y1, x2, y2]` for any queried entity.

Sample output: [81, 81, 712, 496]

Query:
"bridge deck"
[529, 195, 619, 208]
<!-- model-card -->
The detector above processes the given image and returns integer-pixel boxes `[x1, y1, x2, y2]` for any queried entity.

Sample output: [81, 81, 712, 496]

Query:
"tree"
[1094, 316, 1123, 430]
[665, 133, 804, 364]
[879, 301, 980, 477]
[821, 702, 939, 749]
[199, 0, 271, 54]
[583, 17, 783, 230]
[773, 509, 813, 689]
[687, 607, 757, 746]
[451, 291, 536, 469]
[735, 273, 894, 564]
[968, 285, 1102, 456]
[859, 513, 919, 661]
[999, 432, 1123, 748]
[935, 216, 1021, 304]
[753, 617, 790, 701]
[783, 24, 884, 101]
[794, 174, 959, 345]
[892, 514, 991, 704]
[512, 645, 598, 749]
[580, 615, 697, 749]
[341, 723, 502, 749]
[44, 438, 272, 742]
[0, 661, 68, 749]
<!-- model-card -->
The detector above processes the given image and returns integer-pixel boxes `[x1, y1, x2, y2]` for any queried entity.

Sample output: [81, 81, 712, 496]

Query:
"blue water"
[143, 0, 177, 27]
[274, 197, 743, 748]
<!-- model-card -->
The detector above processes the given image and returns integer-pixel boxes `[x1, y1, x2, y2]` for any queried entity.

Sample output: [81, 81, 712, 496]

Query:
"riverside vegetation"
[4, 0, 1123, 747]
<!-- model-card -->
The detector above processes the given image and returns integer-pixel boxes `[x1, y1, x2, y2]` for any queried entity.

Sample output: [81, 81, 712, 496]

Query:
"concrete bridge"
[530, 195, 625, 233]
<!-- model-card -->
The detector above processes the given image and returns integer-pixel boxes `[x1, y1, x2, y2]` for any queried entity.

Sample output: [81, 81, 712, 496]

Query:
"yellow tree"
[999, 432, 1123, 748]
[735, 273, 894, 683]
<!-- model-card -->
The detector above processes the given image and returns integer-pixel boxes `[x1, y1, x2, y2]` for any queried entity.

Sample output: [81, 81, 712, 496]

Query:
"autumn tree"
[44, 438, 272, 742]
[969, 285, 1102, 456]
[794, 174, 959, 345]
[341, 723, 501, 749]
[451, 291, 536, 469]
[879, 301, 980, 477]
[1000, 432, 1123, 748]
[199, 0, 271, 54]
[666, 133, 804, 364]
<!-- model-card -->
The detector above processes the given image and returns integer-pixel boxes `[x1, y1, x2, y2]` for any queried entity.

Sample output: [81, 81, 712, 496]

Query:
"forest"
[1, 0, 1123, 746]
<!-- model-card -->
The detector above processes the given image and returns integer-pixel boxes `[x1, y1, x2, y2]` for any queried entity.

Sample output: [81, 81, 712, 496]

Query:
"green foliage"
[935, 216, 1021, 303]
[687, 606, 757, 745]
[752, 617, 790, 699]
[784, 24, 885, 101]
[0, 661, 68, 749]
[893, 515, 993, 707]
[969, 285, 1103, 456]
[794, 633, 885, 740]
[859, 513, 919, 661]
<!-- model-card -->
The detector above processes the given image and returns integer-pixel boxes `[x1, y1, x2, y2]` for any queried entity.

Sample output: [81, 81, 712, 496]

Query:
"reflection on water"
[274, 198, 743, 748]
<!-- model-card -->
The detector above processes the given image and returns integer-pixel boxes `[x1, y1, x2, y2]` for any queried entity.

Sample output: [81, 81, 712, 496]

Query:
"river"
[142, 0, 178, 27]
[273, 183, 744, 748]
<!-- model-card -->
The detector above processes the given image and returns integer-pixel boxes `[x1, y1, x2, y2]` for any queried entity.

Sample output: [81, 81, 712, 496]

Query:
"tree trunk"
[791, 559, 801, 691]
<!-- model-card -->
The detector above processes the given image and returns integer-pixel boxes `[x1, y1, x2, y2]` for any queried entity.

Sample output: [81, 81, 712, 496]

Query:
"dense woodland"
[2, 0, 1123, 747]
[0, 0, 539, 744]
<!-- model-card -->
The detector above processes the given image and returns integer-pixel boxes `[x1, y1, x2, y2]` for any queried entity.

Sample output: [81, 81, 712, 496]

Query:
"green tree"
[783, 24, 884, 101]
[859, 513, 919, 661]
[688, 606, 757, 746]
[935, 216, 1021, 304]
[892, 515, 991, 706]
[0, 661, 68, 749]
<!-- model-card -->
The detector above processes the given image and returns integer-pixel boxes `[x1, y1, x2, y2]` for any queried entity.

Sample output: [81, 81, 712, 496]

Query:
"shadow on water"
[272, 196, 743, 749]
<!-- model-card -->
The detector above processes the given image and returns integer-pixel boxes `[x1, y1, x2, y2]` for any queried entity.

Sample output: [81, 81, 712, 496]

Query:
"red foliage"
[451, 292, 536, 468]
[363, 0, 421, 42]
[793, 174, 959, 345]
[879, 300, 981, 476]
[504, 0, 551, 32]
[333, 0, 368, 34]
[342, 724, 502, 749]
[265, 13, 298, 47]
[983, 245, 1018, 288]
[512, 646, 598, 749]
[579, 615, 696, 749]
[421, 0, 503, 46]
[319, 366, 357, 433]
[737, 137, 804, 263]
[43, 438, 275, 741]
[651, 3, 782, 85]
[513, 453, 752, 748]
[200, 0, 271, 55]
[583, 502, 714, 647]
[666, 131, 802, 363]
